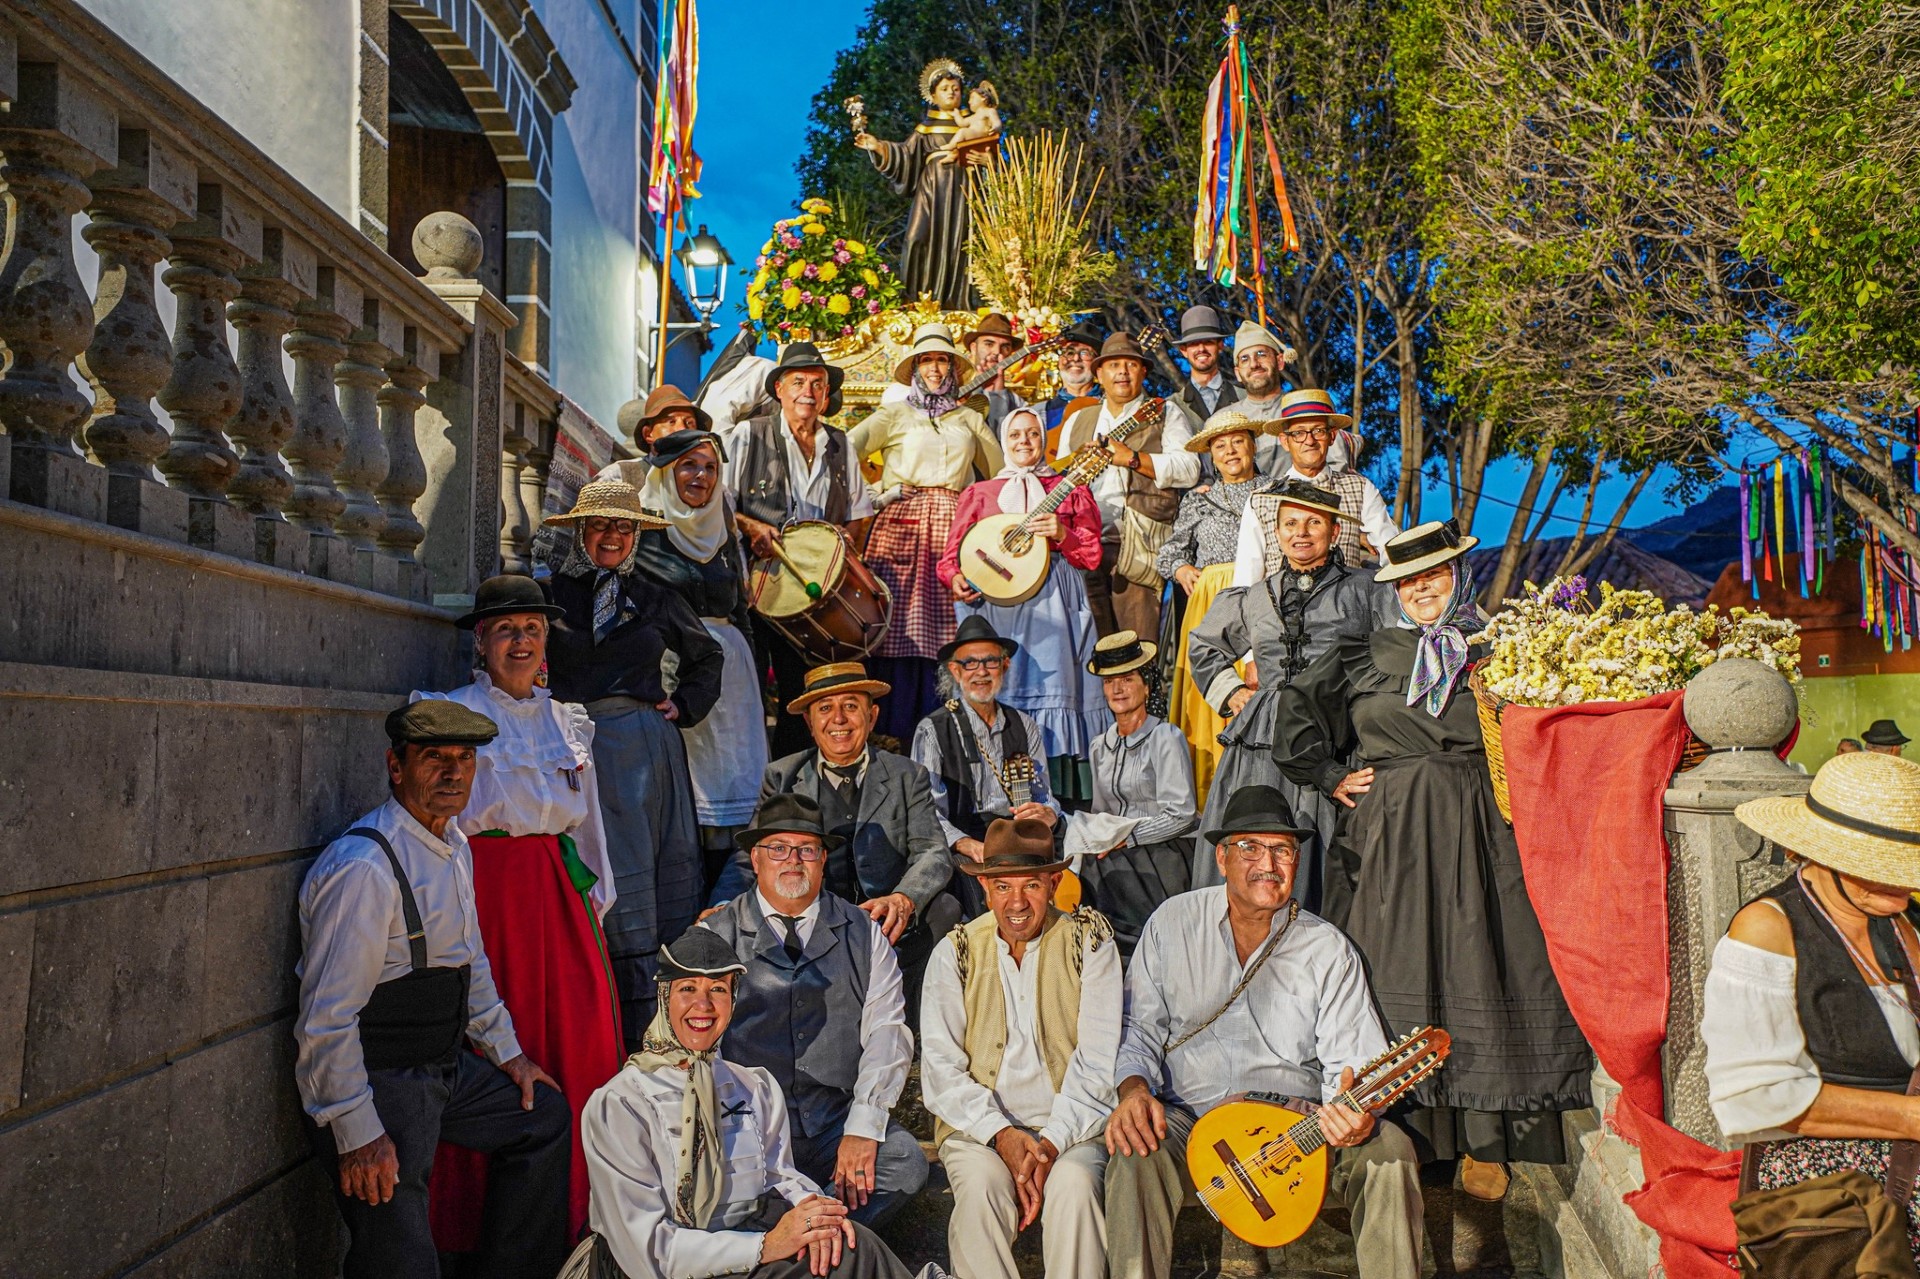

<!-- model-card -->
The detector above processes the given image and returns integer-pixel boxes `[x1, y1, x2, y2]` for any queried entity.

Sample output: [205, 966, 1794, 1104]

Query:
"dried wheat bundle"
[966, 131, 1116, 318]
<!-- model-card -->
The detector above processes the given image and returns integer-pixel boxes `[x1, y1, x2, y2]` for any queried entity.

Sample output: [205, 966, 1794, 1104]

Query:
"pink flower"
[772, 254, 787, 267]
[803, 263, 819, 279]
[800, 290, 813, 303]
[755, 254, 768, 269]
[834, 250, 852, 264]
[879, 264, 891, 274]
[841, 325, 854, 335]
[852, 285, 867, 299]
[779, 321, 791, 330]
[868, 300, 882, 313]
[834, 238, 846, 249]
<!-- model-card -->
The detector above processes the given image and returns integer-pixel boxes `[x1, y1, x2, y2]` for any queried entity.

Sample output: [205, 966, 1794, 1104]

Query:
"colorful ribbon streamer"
[646, 0, 702, 223]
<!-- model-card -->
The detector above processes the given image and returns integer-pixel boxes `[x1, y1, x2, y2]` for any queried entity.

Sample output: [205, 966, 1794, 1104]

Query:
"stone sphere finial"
[413, 212, 484, 281]
[1684, 657, 1799, 751]
[616, 397, 648, 441]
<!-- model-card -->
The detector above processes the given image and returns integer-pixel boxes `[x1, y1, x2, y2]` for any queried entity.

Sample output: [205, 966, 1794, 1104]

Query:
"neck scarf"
[1403, 560, 1488, 717]
[906, 370, 959, 418]
[557, 527, 641, 643]
[627, 987, 727, 1229]
[641, 442, 731, 563]
[994, 408, 1057, 514]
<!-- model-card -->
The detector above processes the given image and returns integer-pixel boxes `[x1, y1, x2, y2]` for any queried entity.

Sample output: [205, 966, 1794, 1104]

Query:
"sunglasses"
[584, 517, 639, 535]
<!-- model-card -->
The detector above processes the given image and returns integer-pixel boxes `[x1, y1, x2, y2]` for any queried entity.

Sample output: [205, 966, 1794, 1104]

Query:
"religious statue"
[851, 58, 998, 310]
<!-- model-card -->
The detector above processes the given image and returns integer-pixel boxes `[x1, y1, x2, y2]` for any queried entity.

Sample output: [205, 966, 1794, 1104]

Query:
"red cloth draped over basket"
[1500, 689, 1744, 1279]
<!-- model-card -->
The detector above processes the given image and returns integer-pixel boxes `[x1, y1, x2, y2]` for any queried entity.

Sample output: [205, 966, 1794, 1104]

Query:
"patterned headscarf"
[627, 978, 729, 1229]
[1402, 559, 1487, 717]
[905, 367, 960, 418]
[556, 526, 641, 643]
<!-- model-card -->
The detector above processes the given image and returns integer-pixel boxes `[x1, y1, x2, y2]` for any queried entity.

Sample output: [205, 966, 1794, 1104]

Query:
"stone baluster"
[498, 400, 533, 573]
[377, 326, 434, 600]
[333, 295, 399, 589]
[227, 227, 315, 570]
[79, 129, 195, 539]
[282, 265, 359, 580]
[0, 62, 117, 518]
[158, 184, 261, 556]
[520, 415, 555, 568]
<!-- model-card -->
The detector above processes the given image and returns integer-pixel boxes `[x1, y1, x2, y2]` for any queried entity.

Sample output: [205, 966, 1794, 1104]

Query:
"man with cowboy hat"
[963, 312, 1030, 433]
[1197, 318, 1297, 481]
[1173, 304, 1240, 422]
[294, 699, 573, 1278]
[699, 793, 928, 1225]
[1104, 785, 1424, 1279]
[1042, 321, 1105, 436]
[1233, 387, 1398, 580]
[1056, 331, 1201, 639]
[921, 817, 1123, 1279]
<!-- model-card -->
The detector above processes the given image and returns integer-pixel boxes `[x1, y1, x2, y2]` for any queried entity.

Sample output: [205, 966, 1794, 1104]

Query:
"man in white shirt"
[699, 793, 928, 1225]
[1055, 333, 1200, 638]
[1231, 387, 1399, 582]
[295, 699, 570, 1279]
[921, 819, 1122, 1279]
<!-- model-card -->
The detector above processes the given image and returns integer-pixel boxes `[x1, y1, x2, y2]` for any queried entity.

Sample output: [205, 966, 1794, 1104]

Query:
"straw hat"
[786, 660, 893, 714]
[1086, 630, 1157, 678]
[893, 323, 975, 386]
[1185, 410, 1270, 454]
[1275, 387, 1354, 430]
[1374, 518, 1477, 582]
[542, 477, 667, 528]
[1736, 752, 1920, 887]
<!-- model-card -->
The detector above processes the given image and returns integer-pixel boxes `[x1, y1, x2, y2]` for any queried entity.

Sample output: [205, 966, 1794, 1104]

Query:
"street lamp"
[675, 224, 731, 320]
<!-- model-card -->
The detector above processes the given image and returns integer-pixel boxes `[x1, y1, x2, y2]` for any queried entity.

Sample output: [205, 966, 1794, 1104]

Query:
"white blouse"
[583, 1059, 821, 1279]
[1701, 932, 1919, 1144]
[413, 674, 615, 916]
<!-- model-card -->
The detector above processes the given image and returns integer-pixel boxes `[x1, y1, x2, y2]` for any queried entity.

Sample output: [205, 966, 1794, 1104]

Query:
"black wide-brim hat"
[956, 816, 1073, 878]
[938, 614, 1021, 664]
[456, 573, 565, 629]
[659, 927, 748, 982]
[763, 341, 846, 400]
[1200, 783, 1316, 846]
[733, 792, 847, 852]
[1865, 719, 1911, 747]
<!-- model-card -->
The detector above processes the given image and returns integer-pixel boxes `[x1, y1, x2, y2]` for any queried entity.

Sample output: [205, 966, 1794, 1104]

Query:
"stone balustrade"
[0, 0, 576, 603]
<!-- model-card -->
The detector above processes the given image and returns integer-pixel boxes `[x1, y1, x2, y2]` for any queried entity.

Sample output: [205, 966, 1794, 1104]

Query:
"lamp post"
[656, 224, 731, 386]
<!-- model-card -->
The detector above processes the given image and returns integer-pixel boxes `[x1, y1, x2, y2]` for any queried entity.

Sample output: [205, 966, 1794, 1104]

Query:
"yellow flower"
[846, 239, 867, 255]
[803, 222, 827, 235]
[748, 295, 765, 320]
[802, 197, 833, 215]
[761, 240, 775, 253]
[862, 269, 878, 287]
[786, 260, 806, 279]
[752, 271, 769, 290]
[782, 287, 801, 309]
[817, 262, 839, 283]
[829, 294, 852, 315]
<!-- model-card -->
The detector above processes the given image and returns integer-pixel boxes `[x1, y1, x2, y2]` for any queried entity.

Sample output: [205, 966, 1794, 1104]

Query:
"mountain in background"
[1469, 537, 1714, 606]
[1627, 484, 1742, 586]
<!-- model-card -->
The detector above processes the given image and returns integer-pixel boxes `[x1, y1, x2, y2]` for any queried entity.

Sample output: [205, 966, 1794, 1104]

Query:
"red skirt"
[867, 485, 962, 659]
[428, 832, 624, 1250]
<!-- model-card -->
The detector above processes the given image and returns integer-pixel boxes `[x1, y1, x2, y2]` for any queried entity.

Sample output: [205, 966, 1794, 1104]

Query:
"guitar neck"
[1283, 1088, 1362, 1158]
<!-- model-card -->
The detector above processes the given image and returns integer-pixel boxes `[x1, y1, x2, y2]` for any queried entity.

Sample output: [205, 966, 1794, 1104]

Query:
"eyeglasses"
[1281, 427, 1331, 443]
[950, 656, 1008, 672]
[1224, 837, 1300, 865]
[757, 842, 825, 863]
[584, 517, 638, 535]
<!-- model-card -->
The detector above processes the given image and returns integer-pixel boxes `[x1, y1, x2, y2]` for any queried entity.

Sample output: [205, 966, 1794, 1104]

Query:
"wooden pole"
[655, 197, 676, 389]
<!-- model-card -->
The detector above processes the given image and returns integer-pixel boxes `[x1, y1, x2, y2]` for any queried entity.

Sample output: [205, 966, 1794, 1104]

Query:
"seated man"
[701, 793, 929, 1225]
[910, 616, 1063, 917]
[1104, 785, 1423, 1279]
[921, 818, 1121, 1279]
[712, 661, 960, 983]
[295, 701, 570, 1279]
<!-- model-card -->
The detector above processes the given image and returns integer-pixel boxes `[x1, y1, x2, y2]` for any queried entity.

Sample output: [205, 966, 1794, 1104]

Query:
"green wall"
[1790, 673, 1920, 768]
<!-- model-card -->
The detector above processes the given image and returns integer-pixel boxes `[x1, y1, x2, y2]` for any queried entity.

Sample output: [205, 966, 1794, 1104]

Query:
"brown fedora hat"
[961, 312, 1025, 350]
[957, 816, 1072, 878]
[1092, 332, 1152, 371]
[632, 384, 712, 437]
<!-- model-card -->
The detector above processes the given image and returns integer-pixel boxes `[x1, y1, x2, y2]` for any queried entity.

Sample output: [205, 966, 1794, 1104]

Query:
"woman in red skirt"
[849, 322, 1003, 739]
[418, 573, 625, 1252]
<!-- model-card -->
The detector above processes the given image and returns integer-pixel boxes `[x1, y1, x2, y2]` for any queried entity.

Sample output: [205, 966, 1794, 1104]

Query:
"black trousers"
[310, 1049, 572, 1279]
[751, 613, 814, 759]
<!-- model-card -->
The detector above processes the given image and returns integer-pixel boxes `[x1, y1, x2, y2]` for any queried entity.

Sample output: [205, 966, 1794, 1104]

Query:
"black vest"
[1764, 876, 1919, 1092]
[928, 700, 1033, 842]
[736, 413, 850, 528]
[346, 826, 471, 1071]
[814, 771, 865, 903]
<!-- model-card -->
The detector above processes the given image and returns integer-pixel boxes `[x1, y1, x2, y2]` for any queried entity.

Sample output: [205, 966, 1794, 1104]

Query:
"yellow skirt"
[1169, 561, 1241, 809]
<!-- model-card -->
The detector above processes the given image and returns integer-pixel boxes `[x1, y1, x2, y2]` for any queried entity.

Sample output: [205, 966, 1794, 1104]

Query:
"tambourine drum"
[747, 520, 893, 662]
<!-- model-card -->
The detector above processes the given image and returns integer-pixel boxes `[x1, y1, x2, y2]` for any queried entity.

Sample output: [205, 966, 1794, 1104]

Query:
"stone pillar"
[377, 327, 434, 601]
[282, 266, 359, 580]
[158, 184, 260, 557]
[521, 415, 555, 569]
[228, 227, 316, 571]
[0, 62, 116, 519]
[413, 211, 515, 606]
[334, 295, 400, 592]
[1662, 657, 1805, 1148]
[498, 400, 533, 574]
[79, 128, 194, 540]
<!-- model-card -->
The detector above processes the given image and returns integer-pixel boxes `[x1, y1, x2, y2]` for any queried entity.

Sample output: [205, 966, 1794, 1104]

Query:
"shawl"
[626, 990, 726, 1229]
[905, 370, 960, 419]
[994, 407, 1056, 514]
[1403, 559, 1488, 717]
[641, 439, 731, 563]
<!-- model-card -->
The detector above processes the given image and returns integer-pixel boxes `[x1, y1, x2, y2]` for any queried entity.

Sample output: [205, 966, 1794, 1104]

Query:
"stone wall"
[0, 502, 462, 1276]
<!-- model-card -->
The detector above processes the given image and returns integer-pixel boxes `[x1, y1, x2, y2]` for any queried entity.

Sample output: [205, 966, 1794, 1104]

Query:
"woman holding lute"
[937, 406, 1107, 800]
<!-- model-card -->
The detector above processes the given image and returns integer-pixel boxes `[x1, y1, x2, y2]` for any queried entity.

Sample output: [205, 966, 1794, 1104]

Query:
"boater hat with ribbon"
[1086, 629, 1158, 677]
[957, 816, 1073, 878]
[1374, 518, 1479, 583]
[1736, 751, 1920, 887]
[893, 322, 975, 386]
[786, 660, 892, 714]
[1275, 387, 1354, 430]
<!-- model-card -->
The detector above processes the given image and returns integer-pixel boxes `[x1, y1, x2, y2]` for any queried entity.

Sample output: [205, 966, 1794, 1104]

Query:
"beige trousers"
[939, 1133, 1109, 1279]
[1103, 1108, 1423, 1279]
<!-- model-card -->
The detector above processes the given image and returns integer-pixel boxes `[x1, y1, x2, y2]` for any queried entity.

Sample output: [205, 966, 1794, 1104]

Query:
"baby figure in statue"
[936, 82, 1001, 164]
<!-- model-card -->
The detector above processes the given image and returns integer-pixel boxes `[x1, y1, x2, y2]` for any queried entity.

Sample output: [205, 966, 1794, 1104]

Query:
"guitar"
[956, 332, 1078, 417]
[1186, 1026, 1452, 1248]
[957, 396, 1169, 605]
[997, 753, 1082, 911]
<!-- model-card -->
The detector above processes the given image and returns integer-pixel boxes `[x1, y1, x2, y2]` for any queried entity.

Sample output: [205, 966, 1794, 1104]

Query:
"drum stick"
[766, 537, 824, 600]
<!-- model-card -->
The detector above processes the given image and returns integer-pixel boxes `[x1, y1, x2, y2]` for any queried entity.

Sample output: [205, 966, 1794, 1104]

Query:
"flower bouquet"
[1468, 576, 1800, 818]
[745, 198, 904, 345]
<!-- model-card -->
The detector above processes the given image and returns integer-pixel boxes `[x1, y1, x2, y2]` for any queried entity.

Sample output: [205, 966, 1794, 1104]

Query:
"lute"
[1186, 1026, 1452, 1248]
[996, 753, 1083, 911]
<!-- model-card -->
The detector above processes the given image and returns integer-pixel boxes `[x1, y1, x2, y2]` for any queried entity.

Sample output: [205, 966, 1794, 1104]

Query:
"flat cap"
[385, 699, 499, 748]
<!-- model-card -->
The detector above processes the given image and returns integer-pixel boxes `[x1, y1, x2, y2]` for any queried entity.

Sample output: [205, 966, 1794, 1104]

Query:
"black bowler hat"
[385, 699, 499, 749]
[734, 793, 845, 852]
[659, 927, 748, 982]
[939, 614, 1021, 664]
[648, 428, 729, 466]
[1056, 322, 1104, 352]
[957, 817, 1072, 878]
[1865, 719, 1911, 747]
[1201, 784, 1315, 846]
[455, 574, 565, 629]
[763, 341, 846, 400]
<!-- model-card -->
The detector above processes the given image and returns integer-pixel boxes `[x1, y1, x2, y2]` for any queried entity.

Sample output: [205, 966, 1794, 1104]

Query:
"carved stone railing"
[0, 0, 580, 603]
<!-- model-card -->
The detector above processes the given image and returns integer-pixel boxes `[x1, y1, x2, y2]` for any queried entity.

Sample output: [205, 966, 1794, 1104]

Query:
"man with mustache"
[294, 700, 571, 1278]
[920, 818, 1122, 1279]
[1104, 785, 1423, 1279]
[1041, 324, 1103, 436]
[1232, 387, 1398, 578]
[699, 793, 928, 1225]
[1172, 304, 1239, 422]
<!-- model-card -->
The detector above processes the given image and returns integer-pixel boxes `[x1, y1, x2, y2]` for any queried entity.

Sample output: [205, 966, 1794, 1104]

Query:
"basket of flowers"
[745, 197, 904, 346]
[1468, 576, 1800, 820]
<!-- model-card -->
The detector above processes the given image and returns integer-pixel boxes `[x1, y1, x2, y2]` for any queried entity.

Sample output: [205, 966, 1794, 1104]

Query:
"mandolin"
[997, 753, 1082, 911]
[1186, 1026, 1451, 1248]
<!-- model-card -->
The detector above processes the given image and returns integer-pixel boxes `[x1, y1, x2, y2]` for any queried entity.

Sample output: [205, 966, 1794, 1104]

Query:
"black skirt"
[1083, 837, 1192, 956]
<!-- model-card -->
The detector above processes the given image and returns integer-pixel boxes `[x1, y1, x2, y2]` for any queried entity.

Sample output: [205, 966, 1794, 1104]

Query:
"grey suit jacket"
[709, 748, 953, 909]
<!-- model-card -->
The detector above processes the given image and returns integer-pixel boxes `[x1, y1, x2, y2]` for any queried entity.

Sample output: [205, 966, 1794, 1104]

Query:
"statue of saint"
[852, 58, 996, 310]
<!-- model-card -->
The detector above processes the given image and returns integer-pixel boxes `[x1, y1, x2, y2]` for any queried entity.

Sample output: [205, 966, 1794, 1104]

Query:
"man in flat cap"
[295, 700, 571, 1279]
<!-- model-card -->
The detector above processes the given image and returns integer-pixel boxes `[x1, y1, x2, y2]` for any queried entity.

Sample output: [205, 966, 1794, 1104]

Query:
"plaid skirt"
[867, 485, 961, 659]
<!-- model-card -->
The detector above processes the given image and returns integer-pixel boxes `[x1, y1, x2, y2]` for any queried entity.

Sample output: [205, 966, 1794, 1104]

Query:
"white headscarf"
[994, 407, 1056, 514]
[641, 437, 732, 563]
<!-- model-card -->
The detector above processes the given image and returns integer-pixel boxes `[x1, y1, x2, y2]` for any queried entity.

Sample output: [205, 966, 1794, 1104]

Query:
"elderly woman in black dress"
[1273, 519, 1591, 1200]
[544, 477, 726, 1047]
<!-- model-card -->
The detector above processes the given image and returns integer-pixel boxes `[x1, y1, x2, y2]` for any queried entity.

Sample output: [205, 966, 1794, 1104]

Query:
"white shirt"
[909, 699, 1065, 849]
[1057, 395, 1200, 535]
[696, 353, 777, 429]
[921, 924, 1123, 1152]
[583, 1058, 822, 1279]
[1229, 461, 1398, 587]
[295, 799, 522, 1151]
[414, 675, 615, 915]
[1702, 934, 1920, 1144]
[720, 412, 875, 522]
